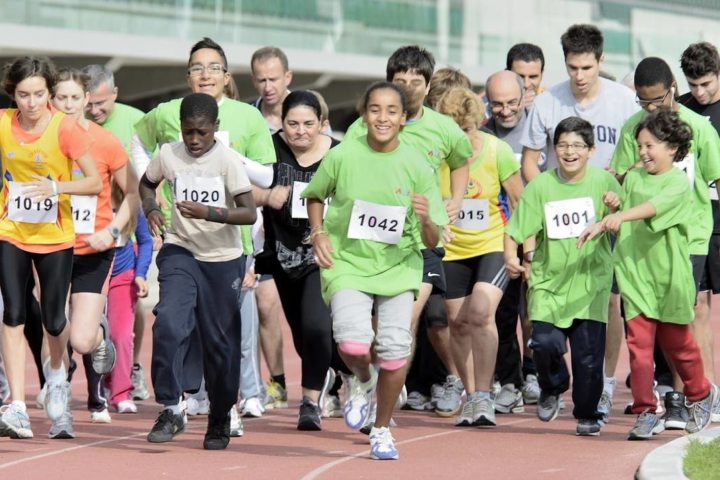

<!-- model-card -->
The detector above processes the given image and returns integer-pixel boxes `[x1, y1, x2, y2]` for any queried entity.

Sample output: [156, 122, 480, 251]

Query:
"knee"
[44, 315, 67, 337]
[338, 341, 371, 358]
[70, 331, 97, 354]
[530, 332, 562, 356]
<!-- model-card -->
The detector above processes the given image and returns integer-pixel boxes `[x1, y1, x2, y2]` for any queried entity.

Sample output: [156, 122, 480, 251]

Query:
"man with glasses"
[133, 37, 275, 444]
[611, 56, 720, 428]
[520, 24, 638, 425]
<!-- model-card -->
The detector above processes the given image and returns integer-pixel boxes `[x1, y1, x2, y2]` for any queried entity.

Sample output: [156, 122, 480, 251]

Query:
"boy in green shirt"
[505, 116, 620, 436]
[304, 82, 447, 460]
[582, 109, 718, 440]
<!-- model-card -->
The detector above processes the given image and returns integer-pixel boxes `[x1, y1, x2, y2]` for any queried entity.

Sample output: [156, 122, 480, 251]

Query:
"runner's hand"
[176, 201, 207, 219]
[147, 210, 165, 237]
[135, 276, 149, 298]
[312, 234, 334, 268]
[86, 228, 115, 252]
[602, 191, 620, 211]
[267, 185, 291, 209]
[505, 256, 525, 279]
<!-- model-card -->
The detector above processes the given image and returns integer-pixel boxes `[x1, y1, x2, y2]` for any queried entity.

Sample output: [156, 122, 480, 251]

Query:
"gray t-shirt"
[146, 141, 252, 262]
[521, 77, 639, 170]
[486, 109, 547, 167]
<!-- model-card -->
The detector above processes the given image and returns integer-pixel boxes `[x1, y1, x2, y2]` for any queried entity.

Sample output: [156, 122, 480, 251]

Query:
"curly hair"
[435, 87, 483, 128]
[634, 108, 693, 163]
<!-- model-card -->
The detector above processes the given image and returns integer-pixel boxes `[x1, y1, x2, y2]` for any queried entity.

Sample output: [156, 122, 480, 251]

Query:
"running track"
[2, 288, 718, 479]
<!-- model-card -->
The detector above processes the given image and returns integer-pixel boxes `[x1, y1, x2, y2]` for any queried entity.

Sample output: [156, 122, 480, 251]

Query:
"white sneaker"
[90, 408, 112, 424]
[186, 396, 210, 416]
[395, 385, 407, 410]
[240, 396, 264, 418]
[321, 394, 343, 418]
[230, 405, 243, 437]
[0, 403, 33, 438]
[116, 400, 138, 414]
[36, 384, 48, 410]
[45, 382, 71, 421]
[344, 371, 377, 430]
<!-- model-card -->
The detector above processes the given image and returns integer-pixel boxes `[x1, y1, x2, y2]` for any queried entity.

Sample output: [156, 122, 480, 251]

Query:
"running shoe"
[430, 383, 445, 409]
[131, 363, 151, 401]
[45, 381, 70, 421]
[297, 396, 322, 431]
[90, 408, 112, 424]
[473, 397, 497, 427]
[343, 372, 376, 430]
[321, 394, 342, 418]
[186, 396, 210, 416]
[230, 404, 243, 437]
[537, 392, 560, 422]
[369, 426, 399, 460]
[522, 374, 541, 405]
[403, 391, 431, 411]
[49, 410, 75, 439]
[455, 398, 476, 427]
[116, 400, 138, 414]
[240, 396, 264, 418]
[597, 391, 612, 424]
[662, 391, 689, 430]
[0, 403, 33, 439]
[263, 378, 288, 410]
[147, 409, 185, 443]
[435, 375, 464, 417]
[576, 418, 601, 436]
[628, 411, 664, 440]
[203, 415, 231, 450]
[494, 384, 524, 414]
[318, 368, 336, 415]
[91, 315, 116, 375]
[686, 384, 718, 434]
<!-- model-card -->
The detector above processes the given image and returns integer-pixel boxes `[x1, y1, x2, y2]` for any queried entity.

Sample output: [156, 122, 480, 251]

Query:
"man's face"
[687, 72, 720, 105]
[565, 52, 602, 96]
[85, 80, 117, 125]
[635, 83, 673, 113]
[487, 78, 523, 129]
[251, 57, 292, 107]
[186, 48, 230, 101]
[391, 70, 429, 118]
[510, 59, 543, 105]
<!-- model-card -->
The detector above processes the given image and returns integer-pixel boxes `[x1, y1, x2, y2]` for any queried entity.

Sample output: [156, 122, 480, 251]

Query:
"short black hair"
[506, 43, 545, 72]
[180, 93, 218, 123]
[188, 37, 228, 69]
[634, 57, 674, 90]
[357, 81, 407, 116]
[1, 56, 57, 98]
[553, 116, 595, 148]
[561, 24, 604, 61]
[680, 42, 720, 79]
[635, 108, 692, 163]
[386, 46, 435, 85]
[282, 90, 321, 121]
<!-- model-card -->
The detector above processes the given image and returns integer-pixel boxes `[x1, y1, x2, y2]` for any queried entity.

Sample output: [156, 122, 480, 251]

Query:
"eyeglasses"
[187, 64, 227, 77]
[489, 99, 521, 112]
[556, 142, 589, 152]
[635, 89, 671, 108]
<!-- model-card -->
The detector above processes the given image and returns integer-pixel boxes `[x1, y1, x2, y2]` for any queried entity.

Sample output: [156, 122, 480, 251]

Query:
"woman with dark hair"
[0, 56, 102, 439]
[255, 90, 340, 431]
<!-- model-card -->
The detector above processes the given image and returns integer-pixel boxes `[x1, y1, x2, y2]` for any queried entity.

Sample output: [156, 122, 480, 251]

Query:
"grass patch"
[684, 436, 720, 480]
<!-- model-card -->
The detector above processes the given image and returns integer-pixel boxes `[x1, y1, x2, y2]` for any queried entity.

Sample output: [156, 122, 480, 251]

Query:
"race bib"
[7, 182, 58, 224]
[347, 199, 406, 244]
[544, 197, 595, 239]
[674, 153, 695, 187]
[710, 180, 718, 201]
[175, 174, 225, 207]
[71, 195, 97, 234]
[455, 198, 489, 231]
[291, 181, 329, 219]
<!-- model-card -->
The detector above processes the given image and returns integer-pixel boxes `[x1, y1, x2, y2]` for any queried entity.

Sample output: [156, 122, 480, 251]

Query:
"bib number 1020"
[179, 189, 221, 204]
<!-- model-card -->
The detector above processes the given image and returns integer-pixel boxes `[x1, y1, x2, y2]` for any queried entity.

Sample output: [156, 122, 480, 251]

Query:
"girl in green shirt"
[579, 109, 718, 440]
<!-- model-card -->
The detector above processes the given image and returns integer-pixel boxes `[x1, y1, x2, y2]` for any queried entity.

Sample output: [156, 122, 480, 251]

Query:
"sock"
[471, 390, 492, 401]
[165, 403, 182, 415]
[46, 363, 66, 385]
[603, 376, 617, 395]
[271, 374, 286, 390]
[11, 400, 26, 412]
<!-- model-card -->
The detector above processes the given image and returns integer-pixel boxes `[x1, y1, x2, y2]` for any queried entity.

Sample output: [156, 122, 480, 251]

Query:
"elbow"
[247, 208, 258, 225]
[89, 177, 103, 195]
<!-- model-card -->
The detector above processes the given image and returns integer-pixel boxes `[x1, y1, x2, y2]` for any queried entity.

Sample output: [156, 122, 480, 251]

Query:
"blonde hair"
[435, 87, 483, 128]
[426, 67, 471, 109]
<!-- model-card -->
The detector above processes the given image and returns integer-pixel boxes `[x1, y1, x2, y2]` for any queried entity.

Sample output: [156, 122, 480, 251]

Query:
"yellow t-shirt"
[441, 131, 519, 260]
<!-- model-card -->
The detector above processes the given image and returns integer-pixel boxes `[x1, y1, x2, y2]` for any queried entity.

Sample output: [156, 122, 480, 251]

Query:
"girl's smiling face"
[636, 128, 677, 175]
[363, 87, 406, 153]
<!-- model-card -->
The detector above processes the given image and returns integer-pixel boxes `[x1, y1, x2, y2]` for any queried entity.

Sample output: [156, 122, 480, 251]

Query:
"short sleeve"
[443, 123, 473, 170]
[58, 116, 92, 159]
[134, 108, 160, 152]
[343, 118, 367, 141]
[414, 162, 449, 228]
[644, 173, 692, 232]
[302, 150, 338, 201]
[610, 120, 638, 176]
[496, 139, 521, 182]
[520, 102, 548, 151]
[504, 178, 544, 243]
[695, 120, 720, 183]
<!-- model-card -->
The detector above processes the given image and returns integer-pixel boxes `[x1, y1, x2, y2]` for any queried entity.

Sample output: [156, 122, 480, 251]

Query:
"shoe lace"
[371, 427, 394, 449]
[459, 400, 474, 418]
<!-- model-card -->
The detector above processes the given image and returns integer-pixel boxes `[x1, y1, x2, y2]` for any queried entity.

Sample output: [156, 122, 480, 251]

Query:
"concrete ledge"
[636, 427, 720, 480]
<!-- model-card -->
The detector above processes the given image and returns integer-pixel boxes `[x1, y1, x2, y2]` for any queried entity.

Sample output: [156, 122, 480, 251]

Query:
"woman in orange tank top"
[0, 57, 101, 440]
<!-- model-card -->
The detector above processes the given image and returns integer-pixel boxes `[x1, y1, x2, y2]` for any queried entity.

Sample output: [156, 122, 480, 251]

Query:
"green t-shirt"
[614, 167, 695, 324]
[504, 166, 621, 327]
[610, 105, 720, 255]
[135, 97, 275, 253]
[102, 102, 145, 163]
[344, 106, 472, 173]
[302, 137, 448, 304]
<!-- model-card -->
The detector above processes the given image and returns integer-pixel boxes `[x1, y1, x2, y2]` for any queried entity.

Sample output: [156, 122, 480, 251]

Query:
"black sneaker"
[203, 415, 231, 450]
[576, 418, 601, 436]
[297, 396, 322, 431]
[147, 409, 185, 443]
[662, 391, 689, 430]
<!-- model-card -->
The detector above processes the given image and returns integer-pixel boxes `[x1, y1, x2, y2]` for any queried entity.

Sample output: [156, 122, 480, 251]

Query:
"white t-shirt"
[145, 141, 252, 262]
[521, 77, 639, 170]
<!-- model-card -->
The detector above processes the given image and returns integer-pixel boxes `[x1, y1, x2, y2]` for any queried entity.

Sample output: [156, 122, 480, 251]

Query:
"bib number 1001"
[551, 210, 590, 228]
[543, 197, 595, 240]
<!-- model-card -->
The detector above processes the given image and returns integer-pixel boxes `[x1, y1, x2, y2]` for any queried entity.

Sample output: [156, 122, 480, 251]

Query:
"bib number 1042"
[347, 199, 406, 244]
[544, 197, 595, 239]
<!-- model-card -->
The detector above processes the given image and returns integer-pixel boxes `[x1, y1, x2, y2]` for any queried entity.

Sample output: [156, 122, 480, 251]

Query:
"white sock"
[165, 403, 182, 415]
[11, 400, 26, 412]
[603, 376, 616, 395]
[46, 363, 66, 385]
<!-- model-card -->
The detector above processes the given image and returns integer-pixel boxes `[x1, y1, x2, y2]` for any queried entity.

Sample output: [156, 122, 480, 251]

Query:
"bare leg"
[257, 279, 285, 377]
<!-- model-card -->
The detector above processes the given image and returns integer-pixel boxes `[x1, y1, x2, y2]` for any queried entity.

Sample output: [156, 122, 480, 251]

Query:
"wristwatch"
[106, 225, 121, 241]
[523, 250, 535, 263]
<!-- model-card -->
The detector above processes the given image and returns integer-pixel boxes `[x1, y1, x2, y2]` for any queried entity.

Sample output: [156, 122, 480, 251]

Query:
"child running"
[579, 108, 719, 439]
[139, 93, 256, 450]
[302, 82, 448, 460]
[505, 116, 620, 436]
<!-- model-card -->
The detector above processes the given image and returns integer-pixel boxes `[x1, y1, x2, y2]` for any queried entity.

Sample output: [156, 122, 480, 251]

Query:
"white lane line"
[301, 417, 533, 480]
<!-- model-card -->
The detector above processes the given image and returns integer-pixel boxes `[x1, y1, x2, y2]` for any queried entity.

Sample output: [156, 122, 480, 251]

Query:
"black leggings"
[273, 268, 343, 392]
[0, 242, 73, 336]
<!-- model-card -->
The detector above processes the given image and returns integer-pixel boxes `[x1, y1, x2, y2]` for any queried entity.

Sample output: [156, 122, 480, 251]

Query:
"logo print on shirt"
[427, 148, 441, 159]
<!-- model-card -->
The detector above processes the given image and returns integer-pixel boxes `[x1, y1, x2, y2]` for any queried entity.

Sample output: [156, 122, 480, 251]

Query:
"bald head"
[485, 70, 524, 129]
